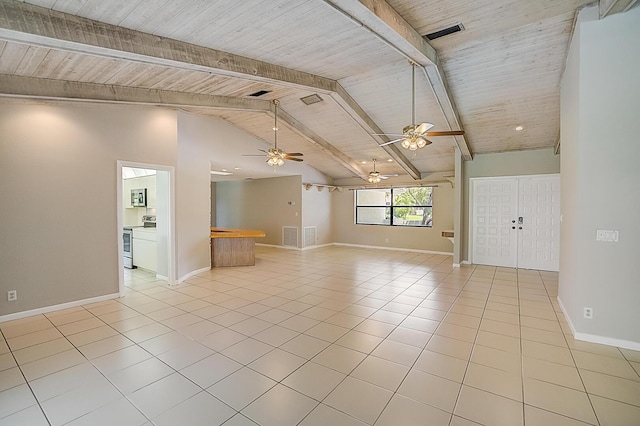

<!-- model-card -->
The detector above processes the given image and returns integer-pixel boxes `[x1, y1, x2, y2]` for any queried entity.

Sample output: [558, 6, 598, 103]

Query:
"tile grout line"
[448, 265, 497, 426]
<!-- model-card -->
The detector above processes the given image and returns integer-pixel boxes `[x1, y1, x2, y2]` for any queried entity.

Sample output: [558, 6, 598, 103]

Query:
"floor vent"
[303, 226, 317, 247]
[282, 226, 298, 247]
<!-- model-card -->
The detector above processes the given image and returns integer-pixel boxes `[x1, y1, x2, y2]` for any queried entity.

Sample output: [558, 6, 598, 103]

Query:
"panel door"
[472, 179, 518, 268]
[518, 175, 560, 271]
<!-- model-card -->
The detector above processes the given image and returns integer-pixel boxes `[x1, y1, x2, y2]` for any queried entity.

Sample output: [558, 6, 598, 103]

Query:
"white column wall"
[559, 6, 640, 348]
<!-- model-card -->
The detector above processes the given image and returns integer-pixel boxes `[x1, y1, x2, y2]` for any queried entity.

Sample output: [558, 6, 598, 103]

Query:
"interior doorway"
[117, 161, 175, 296]
[470, 174, 560, 271]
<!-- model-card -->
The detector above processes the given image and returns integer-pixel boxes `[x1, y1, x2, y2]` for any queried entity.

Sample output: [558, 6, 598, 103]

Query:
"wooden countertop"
[210, 227, 266, 239]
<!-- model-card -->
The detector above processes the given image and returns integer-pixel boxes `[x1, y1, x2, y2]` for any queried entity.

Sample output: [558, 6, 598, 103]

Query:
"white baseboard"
[461, 260, 472, 265]
[573, 332, 640, 351]
[256, 242, 452, 255]
[156, 274, 168, 281]
[333, 243, 452, 256]
[301, 243, 333, 251]
[256, 243, 300, 250]
[256, 243, 333, 251]
[177, 267, 211, 284]
[557, 296, 640, 351]
[0, 293, 121, 323]
[452, 263, 461, 268]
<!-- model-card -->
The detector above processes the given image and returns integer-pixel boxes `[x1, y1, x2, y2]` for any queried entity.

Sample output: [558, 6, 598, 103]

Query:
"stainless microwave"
[131, 188, 147, 207]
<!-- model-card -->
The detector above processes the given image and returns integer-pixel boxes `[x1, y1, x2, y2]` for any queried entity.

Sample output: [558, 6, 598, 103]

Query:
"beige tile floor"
[1, 245, 639, 425]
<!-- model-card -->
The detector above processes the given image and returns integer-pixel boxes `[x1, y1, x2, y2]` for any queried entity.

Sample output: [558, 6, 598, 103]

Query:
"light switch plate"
[596, 229, 619, 242]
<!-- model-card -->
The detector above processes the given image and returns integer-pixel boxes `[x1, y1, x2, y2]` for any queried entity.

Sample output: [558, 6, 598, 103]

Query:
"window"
[355, 187, 433, 227]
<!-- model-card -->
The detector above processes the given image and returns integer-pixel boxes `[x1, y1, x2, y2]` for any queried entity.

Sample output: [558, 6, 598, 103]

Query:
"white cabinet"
[146, 175, 157, 208]
[133, 228, 157, 272]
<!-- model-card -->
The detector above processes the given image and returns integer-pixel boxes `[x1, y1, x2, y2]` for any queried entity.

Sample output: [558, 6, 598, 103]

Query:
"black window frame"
[355, 187, 433, 228]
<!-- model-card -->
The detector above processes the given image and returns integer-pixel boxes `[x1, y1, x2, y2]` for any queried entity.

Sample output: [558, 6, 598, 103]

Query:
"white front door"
[471, 175, 560, 271]
[517, 176, 561, 271]
[472, 179, 519, 268]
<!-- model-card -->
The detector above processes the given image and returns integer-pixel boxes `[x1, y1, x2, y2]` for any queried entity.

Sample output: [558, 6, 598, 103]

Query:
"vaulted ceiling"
[1, 0, 630, 185]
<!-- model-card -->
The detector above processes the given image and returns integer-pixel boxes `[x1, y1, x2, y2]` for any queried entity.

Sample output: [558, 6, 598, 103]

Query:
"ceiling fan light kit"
[242, 99, 304, 168]
[367, 158, 397, 183]
[376, 61, 464, 151]
[368, 171, 381, 183]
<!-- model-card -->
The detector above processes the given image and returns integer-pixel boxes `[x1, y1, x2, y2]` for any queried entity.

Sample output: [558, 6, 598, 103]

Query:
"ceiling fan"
[244, 99, 303, 166]
[374, 61, 464, 151]
[368, 159, 398, 183]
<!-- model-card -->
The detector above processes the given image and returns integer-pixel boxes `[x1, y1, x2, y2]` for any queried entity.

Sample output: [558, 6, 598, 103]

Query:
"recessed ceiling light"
[221, 169, 228, 172]
[387, 159, 393, 162]
[515, 125, 524, 131]
[234, 167, 241, 170]
[210, 171, 232, 176]
[361, 161, 367, 164]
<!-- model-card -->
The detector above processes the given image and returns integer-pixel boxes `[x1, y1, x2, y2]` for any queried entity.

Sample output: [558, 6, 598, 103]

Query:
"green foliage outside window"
[355, 187, 433, 227]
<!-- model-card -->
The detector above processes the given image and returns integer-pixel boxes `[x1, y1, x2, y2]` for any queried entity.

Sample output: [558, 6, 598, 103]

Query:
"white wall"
[302, 186, 332, 246]
[216, 176, 303, 246]
[0, 100, 177, 315]
[155, 170, 171, 280]
[559, 6, 640, 348]
[331, 185, 455, 253]
[175, 112, 219, 279]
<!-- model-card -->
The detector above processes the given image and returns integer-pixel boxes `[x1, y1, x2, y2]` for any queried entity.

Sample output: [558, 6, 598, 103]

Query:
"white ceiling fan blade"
[415, 122, 434, 135]
[378, 137, 404, 147]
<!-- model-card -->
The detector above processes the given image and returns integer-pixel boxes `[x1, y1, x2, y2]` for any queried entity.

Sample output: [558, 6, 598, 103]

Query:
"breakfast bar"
[210, 227, 266, 267]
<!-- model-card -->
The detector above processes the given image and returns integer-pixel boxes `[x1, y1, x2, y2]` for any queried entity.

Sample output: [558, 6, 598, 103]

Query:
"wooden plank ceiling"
[0, 0, 597, 184]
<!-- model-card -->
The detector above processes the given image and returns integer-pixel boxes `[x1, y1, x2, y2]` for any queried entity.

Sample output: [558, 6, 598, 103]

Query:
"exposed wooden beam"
[0, 74, 272, 111]
[0, 0, 336, 94]
[599, 0, 638, 17]
[554, 131, 561, 155]
[332, 84, 422, 179]
[277, 108, 370, 180]
[325, 0, 473, 160]
[0, 0, 422, 180]
[322, 0, 438, 65]
[421, 66, 472, 161]
[0, 74, 368, 179]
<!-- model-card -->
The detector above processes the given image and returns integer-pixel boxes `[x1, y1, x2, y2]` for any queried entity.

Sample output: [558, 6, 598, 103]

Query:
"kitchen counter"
[210, 227, 265, 267]
[210, 228, 266, 239]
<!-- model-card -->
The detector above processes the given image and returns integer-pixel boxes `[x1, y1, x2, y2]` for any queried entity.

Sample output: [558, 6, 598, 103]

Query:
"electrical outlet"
[583, 307, 593, 319]
[7, 290, 17, 302]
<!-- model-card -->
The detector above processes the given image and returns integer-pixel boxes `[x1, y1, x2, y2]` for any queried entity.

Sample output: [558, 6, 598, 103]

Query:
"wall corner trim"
[557, 296, 640, 351]
[177, 267, 211, 284]
[0, 293, 120, 323]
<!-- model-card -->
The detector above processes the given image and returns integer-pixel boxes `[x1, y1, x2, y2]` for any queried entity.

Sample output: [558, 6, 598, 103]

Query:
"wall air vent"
[300, 94, 323, 105]
[283, 226, 298, 248]
[303, 226, 317, 247]
[248, 90, 271, 97]
[424, 23, 464, 41]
